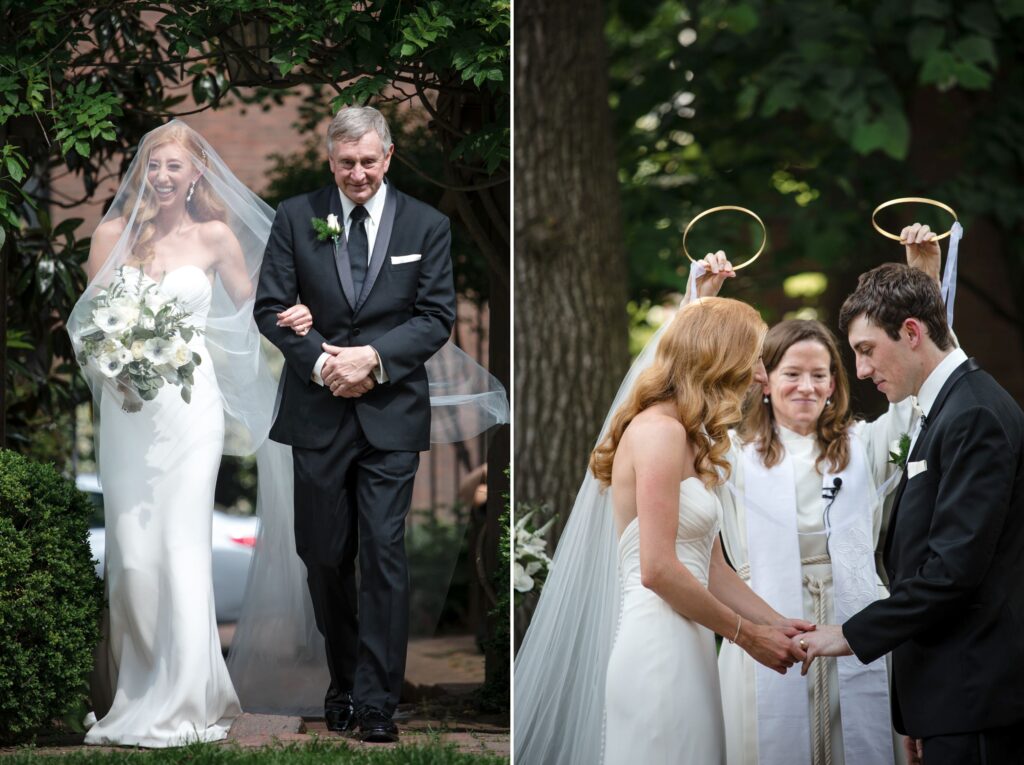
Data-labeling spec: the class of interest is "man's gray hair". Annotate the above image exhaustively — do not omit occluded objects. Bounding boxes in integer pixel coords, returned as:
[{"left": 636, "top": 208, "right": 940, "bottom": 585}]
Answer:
[{"left": 326, "top": 106, "right": 393, "bottom": 154}]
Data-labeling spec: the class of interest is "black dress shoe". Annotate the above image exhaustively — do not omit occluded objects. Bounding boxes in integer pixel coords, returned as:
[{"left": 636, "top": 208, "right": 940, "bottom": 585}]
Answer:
[
  {"left": 357, "top": 707, "right": 399, "bottom": 743},
  {"left": 324, "top": 694, "right": 355, "bottom": 732}
]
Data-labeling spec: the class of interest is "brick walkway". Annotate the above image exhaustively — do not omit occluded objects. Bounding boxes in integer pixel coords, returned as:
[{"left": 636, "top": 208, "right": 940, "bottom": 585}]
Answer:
[{"left": 1, "top": 635, "right": 509, "bottom": 759}]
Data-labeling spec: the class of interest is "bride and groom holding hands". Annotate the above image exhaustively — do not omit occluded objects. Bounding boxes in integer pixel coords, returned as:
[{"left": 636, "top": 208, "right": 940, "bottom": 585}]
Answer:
[
  {"left": 516, "top": 227, "right": 1024, "bottom": 764},
  {"left": 70, "top": 106, "right": 480, "bottom": 746}
]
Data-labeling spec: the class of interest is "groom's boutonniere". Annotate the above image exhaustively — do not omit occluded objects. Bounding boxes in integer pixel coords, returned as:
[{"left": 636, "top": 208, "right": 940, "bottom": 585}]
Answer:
[
  {"left": 311, "top": 214, "right": 341, "bottom": 244},
  {"left": 889, "top": 433, "right": 911, "bottom": 469}
]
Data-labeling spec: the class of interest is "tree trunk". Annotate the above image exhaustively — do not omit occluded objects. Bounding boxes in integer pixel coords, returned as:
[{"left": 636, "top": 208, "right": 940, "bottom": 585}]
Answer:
[{"left": 514, "top": 0, "right": 629, "bottom": 521}]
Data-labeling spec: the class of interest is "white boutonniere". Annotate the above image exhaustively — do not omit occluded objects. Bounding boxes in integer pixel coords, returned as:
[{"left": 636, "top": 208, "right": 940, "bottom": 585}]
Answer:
[
  {"left": 311, "top": 214, "right": 341, "bottom": 243},
  {"left": 888, "top": 433, "right": 911, "bottom": 469}
]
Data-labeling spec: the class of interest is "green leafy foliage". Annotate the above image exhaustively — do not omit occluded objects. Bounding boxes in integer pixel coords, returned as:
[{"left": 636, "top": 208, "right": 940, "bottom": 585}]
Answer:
[
  {"left": 0, "top": 449, "right": 103, "bottom": 744},
  {"left": 606, "top": 0, "right": 1024, "bottom": 341},
  {"left": 1, "top": 0, "right": 508, "bottom": 461}
]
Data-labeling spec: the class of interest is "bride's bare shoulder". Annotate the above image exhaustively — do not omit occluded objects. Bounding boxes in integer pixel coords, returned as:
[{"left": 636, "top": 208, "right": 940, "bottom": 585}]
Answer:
[
  {"left": 197, "top": 218, "right": 237, "bottom": 246},
  {"left": 87, "top": 217, "right": 128, "bottom": 274},
  {"left": 623, "top": 409, "right": 691, "bottom": 461},
  {"left": 92, "top": 216, "right": 127, "bottom": 244}
]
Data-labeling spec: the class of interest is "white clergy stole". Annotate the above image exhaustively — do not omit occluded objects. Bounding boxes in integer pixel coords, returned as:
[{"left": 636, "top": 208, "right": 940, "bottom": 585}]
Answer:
[{"left": 742, "top": 435, "right": 893, "bottom": 765}]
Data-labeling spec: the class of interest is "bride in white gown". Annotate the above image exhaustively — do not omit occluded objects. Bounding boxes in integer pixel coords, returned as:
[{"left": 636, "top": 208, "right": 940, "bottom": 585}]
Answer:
[
  {"left": 69, "top": 121, "right": 279, "bottom": 746},
  {"left": 69, "top": 120, "right": 510, "bottom": 744},
  {"left": 514, "top": 263, "right": 813, "bottom": 765}
]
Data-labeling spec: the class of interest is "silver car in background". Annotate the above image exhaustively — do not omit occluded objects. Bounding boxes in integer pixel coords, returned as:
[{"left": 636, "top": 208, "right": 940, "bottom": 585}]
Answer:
[{"left": 77, "top": 474, "right": 259, "bottom": 623}]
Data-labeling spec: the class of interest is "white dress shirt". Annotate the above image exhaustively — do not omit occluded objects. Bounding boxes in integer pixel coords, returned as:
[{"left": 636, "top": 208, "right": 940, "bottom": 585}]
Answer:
[
  {"left": 906, "top": 346, "right": 968, "bottom": 458},
  {"left": 311, "top": 184, "right": 388, "bottom": 387},
  {"left": 916, "top": 347, "right": 969, "bottom": 418},
  {"left": 338, "top": 183, "right": 387, "bottom": 262}
]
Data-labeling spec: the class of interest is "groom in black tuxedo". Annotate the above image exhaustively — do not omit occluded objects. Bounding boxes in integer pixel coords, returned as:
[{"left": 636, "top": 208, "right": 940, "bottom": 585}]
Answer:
[
  {"left": 796, "top": 256, "right": 1024, "bottom": 764},
  {"left": 254, "top": 106, "right": 455, "bottom": 741}
]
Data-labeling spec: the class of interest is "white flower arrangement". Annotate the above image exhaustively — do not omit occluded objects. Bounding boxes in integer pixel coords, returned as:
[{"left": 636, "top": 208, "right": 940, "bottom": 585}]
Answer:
[
  {"left": 513, "top": 507, "right": 556, "bottom": 595},
  {"left": 312, "top": 214, "right": 342, "bottom": 243},
  {"left": 74, "top": 266, "right": 203, "bottom": 411},
  {"left": 888, "top": 432, "right": 911, "bottom": 469}
]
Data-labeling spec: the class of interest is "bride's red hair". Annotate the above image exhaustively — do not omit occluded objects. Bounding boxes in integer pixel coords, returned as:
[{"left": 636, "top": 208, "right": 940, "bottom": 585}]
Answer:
[{"left": 590, "top": 297, "right": 766, "bottom": 489}]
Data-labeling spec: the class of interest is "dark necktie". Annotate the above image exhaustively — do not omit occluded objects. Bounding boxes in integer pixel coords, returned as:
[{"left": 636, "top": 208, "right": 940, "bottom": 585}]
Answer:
[{"left": 348, "top": 205, "right": 369, "bottom": 298}]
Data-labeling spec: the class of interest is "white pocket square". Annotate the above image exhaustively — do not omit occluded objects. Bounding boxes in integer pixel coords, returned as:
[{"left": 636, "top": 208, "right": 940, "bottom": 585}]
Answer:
[
  {"left": 908, "top": 460, "right": 928, "bottom": 478},
  {"left": 391, "top": 253, "right": 422, "bottom": 265}
]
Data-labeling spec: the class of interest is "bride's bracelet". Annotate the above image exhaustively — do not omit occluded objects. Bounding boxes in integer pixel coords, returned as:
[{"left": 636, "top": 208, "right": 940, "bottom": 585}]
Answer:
[{"left": 728, "top": 614, "right": 742, "bottom": 644}]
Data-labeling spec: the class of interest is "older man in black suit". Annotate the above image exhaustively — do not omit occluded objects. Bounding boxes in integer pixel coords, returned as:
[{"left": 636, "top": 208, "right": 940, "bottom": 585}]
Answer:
[
  {"left": 795, "top": 233, "right": 1024, "bottom": 764},
  {"left": 254, "top": 106, "right": 455, "bottom": 742}
]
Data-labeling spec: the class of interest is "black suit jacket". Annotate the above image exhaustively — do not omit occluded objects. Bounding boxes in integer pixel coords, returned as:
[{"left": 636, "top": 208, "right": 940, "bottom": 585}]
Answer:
[
  {"left": 843, "top": 359, "right": 1024, "bottom": 737},
  {"left": 253, "top": 183, "right": 456, "bottom": 451}
]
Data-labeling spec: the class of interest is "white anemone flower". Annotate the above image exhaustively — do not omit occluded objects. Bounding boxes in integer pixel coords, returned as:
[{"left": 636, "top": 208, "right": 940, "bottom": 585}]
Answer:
[
  {"left": 92, "top": 306, "right": 132, "bottom": 336},
  {"left": 142, "top": 337, "right": 174, "bottom": 365},
  {"left": 96, "top": 348, "right": 130, "bottom": 378}
]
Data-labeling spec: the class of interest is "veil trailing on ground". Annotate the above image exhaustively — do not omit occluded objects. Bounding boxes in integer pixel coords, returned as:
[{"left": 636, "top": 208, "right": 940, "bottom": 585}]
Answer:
[
  {"left": 67, "top": 119, "right": 508, "bottom": 716},
  {"left": 513, "top": 295, "right": 690, "bottom": 764}
]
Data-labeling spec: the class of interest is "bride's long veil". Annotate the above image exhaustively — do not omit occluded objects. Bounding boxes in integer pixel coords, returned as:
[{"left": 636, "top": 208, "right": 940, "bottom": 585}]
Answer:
[
  {"left": 67, "top": 119, "right": 509, "bottom": 716},
  {"left": 513, "top": 309, "right": 680, "bottom": 765}
]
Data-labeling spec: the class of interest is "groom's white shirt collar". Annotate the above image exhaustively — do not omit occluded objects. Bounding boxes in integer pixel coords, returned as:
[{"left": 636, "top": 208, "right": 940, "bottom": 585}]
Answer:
[{"left": 916, "top": 346, "right": 968, "bottom": 417}]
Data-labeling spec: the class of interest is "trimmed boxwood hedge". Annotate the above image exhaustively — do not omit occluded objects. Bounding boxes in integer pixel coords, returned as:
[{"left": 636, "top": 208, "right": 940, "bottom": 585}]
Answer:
[{"left": 0, "top": 449, "right": 103, "bottom": 743}]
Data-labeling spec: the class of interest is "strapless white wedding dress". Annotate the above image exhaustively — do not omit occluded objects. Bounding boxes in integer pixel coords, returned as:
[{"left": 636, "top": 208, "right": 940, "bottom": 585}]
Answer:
[
  {"left": 604, "top": 477, "right": 726, "bottom": 764},
  {"left": 87, "top": 265, "right": 241, "bottom": 747}
]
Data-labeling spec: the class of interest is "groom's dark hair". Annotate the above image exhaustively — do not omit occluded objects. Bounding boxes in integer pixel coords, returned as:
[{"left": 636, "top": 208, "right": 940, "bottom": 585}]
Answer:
[{"left": 839, "top": 263, "right": 953, "bottom": 350}]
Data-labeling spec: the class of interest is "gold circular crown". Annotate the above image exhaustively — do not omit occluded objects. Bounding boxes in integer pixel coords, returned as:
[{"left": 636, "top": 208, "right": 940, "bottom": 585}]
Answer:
[
  {"left": 871, "top": 197, "right": 958, "bottom": 242},
  {"left": 682, "top": 205, "right": 766, "bottom": 270}
]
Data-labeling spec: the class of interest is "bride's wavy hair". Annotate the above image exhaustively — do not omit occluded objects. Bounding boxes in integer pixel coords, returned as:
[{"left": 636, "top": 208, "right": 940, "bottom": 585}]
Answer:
[
  {"left": 121, "top": 122, "right": 226, "bottom": 264},
  {"left": 590, "top": 297, "right": 767, "bottom": 489},
  {"left": 738, "top": 319, "right": 853, "bottom": 473}
]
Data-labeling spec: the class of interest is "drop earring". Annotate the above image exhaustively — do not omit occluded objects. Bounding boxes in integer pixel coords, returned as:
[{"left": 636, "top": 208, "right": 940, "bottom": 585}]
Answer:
[
  {"left": 186, "top": 180, "right": 197, "bottom": 204},
  {"left": 762, "top": 394, "right": 769, "bottom": 404}
]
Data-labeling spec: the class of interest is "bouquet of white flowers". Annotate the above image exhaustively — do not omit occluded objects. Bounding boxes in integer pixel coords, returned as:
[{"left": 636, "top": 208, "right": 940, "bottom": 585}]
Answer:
[{"left": 74, "top": 267, "right": 203, "bottom": 412}]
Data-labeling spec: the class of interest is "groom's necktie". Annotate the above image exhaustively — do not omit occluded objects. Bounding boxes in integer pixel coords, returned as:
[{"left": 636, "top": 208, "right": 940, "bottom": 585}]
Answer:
[{"left": 348, "top": 205, "right": 369, "bottom": 298}]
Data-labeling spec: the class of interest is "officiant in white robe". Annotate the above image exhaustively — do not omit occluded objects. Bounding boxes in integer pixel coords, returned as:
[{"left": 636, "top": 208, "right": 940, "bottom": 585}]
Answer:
[{"left": 716, "top": 385, "right": 912, "bottom": 765}]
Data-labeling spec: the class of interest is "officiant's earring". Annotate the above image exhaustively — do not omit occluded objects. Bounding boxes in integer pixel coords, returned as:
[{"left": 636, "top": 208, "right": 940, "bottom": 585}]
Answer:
[
  {"left": 186, "top": 180, "right": 197, "bottom": 205},
  {"left": 762, "top": 394, "right": 770, "bottom": 404},
  {"left": 825, "top": 397, "right": 832, "bottom": 406}
]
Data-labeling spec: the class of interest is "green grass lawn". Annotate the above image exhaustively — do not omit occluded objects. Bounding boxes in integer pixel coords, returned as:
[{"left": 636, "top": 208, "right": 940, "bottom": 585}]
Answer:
[{"left": 1, "top": 739, "right": 507, "bottom": 764}]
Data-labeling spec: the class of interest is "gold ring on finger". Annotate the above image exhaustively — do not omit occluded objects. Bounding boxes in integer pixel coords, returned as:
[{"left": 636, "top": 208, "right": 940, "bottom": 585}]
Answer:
[
  {"left": 682, "top": 205, "right": 766, "bottom": 271},
  {"left": 871, "top": 197, "right": 958, "bottom": 242},
  {"left": 799, "top": 639, "right": 808, "bottom": 650}
]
